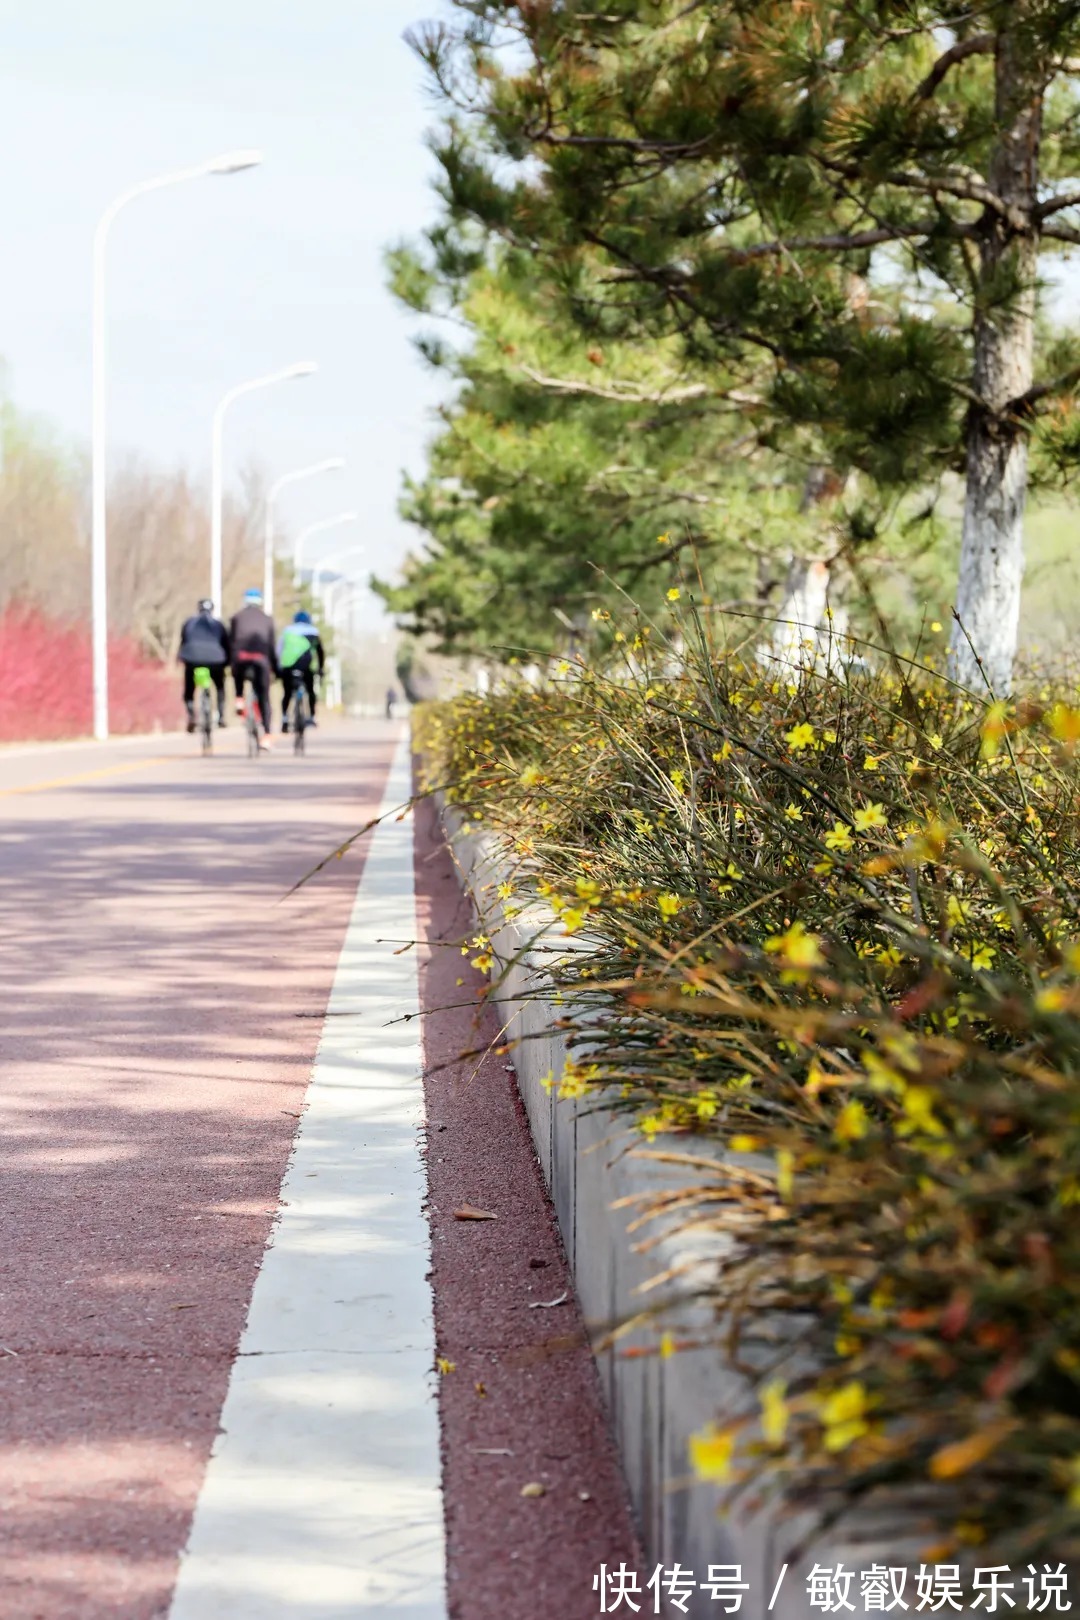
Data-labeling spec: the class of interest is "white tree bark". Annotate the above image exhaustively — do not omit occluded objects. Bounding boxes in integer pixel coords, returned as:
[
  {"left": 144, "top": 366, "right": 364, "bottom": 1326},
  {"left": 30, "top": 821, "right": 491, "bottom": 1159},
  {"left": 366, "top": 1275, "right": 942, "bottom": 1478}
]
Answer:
[
  {"left": 769, "top": 555, "right": 848, "bottom": 674},
  {"left": 953, "top": 401, "right": 1031, "bottom": 694},
  {"left": 950, "top": 19, "right": 1041, "bottom": 695}
]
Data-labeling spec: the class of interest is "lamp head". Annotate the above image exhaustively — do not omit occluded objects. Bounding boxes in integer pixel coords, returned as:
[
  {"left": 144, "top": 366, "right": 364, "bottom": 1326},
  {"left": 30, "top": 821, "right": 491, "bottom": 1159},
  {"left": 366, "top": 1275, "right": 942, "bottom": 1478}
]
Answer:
[
  {"left": 206, "top": 149, "right": 264, "bottom": 175},
  {"left": 284, "top": 361, "right": 318, "bottom": 380}
]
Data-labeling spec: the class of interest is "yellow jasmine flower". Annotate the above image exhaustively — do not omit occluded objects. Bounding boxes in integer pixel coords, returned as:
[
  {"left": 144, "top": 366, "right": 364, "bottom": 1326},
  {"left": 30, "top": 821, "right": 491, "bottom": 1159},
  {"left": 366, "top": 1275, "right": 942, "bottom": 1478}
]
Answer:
[
  {"left": 764, "top": 921, "right": 825, "bottom": 971},
  {"left": 853, "top": 803, "right": 887, "bottom": 833},
  {"left": 689, "top": 1425, "right": 737, "bottom": 1482},
  {"left": 834, "top": 1099, "right": 869, "bottom": 1142},
  {"left": 821, "top": 1382, "right": 869, "bottom": 1452},
  {"left": 761, "top": 1380, "right": 789, "bottom": 1445},
  {"left": 825, "top": 822, "right": 854, "bottom": 852}
]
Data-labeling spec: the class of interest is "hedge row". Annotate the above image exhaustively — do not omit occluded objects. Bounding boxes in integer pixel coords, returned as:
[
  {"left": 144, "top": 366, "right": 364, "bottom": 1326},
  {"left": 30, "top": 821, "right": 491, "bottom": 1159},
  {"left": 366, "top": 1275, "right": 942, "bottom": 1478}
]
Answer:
[
  {"left": 421, "top": 608, "right": 1080, "bottom": 1564},
  {"left": 0, "top": 606, "right": 176, "bottom": 742}
]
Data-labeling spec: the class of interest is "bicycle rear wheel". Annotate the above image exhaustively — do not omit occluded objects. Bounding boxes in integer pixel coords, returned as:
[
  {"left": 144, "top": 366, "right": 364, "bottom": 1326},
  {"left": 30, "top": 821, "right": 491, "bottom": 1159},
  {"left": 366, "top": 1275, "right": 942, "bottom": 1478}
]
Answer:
[
  {"left": 292, "top": 688, "right": 308, "bottom": 754},
  {"left": 199, "top": 687, "right": 213, "bottom": 754}
]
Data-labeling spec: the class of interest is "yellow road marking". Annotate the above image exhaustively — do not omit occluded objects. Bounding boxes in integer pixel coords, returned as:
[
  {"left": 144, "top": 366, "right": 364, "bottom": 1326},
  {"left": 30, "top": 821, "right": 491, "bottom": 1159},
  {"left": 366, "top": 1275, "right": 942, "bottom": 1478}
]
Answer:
[{"left": 0, "top": 755, "right": 173, "bottom": 798}]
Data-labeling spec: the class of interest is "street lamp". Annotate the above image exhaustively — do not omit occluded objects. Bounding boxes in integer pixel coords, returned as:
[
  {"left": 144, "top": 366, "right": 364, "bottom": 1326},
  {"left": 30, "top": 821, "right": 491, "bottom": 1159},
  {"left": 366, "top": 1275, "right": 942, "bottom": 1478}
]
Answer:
[
  {"left": 91, "top": 148, "right": 262, "bottom": 741},
  {"left": 292, "top": 512, "right": 359, "bottom": 584},
  {"left": 263, "top": 457, "right": 345, "bottom": 614},
  {"left": 312, "top": 545, "right": 366, "bottom": 603},
  {"left": 322, "top": 576, "right": 362, "bottom": 713},
  {"left": 210, "top": 361, "right": 318, "bottom": 614}
]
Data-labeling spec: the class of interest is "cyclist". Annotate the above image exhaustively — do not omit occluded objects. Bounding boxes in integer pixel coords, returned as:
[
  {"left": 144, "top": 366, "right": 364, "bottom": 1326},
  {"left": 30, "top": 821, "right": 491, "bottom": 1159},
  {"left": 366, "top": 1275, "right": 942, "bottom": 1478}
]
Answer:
[
  {"left": 177, "top": 599, "right": 230, "bottom": 731},
  {"left": 278, "top": 609, "right": 325, "bottom": 732},
  {"left": 229, "top": 587, "right": 279, "bottom": 748}
]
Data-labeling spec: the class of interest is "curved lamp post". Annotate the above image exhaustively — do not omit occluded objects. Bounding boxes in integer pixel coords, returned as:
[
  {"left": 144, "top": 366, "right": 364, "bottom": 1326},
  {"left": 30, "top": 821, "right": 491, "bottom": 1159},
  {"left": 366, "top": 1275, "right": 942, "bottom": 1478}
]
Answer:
[
  {"left": 263, "top": 457, "right": 345, "bottom": 614},
  {"left": 210, "top": 361, "right": 317, "bottom": 614},
  {"left": 323, "top": 576, "right": 362, "bottom": 712},
  {"left": 312, "top": 545, "right": 366, "bottom": 605},
  {"left": 91, "top": 148, "right": 262, "bottom": 741},
  {"left": 292, "top": 512, "right": 358, "bottom": 585}
]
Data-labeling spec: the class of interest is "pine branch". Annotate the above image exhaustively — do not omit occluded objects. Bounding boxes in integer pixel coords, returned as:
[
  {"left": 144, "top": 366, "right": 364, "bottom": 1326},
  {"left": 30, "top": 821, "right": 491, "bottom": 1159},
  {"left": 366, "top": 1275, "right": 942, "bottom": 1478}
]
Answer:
[
  {"left": 913, "top": 33, "right": 994, "bottom": 100},
  {"left": 820, "top": 157, "right": 1015, "bottom": 222},
  {"left": 1036, "top": 188, "right": 1080, "bottom": 220},
  {"left": 1007, "top": 365, "right": 1080, "bottom": 417},
  {"left": 518, "top": 364, "right": 713, "bottom": 403},
  {"left": 723, "top": 219, "right": 974, "bottom": 262},
  {"left": 535, "top": 130, "right": 713, "bottom": 157}
]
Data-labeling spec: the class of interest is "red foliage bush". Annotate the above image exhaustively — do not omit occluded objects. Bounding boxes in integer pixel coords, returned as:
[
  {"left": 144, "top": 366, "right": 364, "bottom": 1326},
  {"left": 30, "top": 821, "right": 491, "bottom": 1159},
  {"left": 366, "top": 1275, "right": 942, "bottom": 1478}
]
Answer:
[{"left": 0, "top": 605, "right": 178, "bottom": 743}]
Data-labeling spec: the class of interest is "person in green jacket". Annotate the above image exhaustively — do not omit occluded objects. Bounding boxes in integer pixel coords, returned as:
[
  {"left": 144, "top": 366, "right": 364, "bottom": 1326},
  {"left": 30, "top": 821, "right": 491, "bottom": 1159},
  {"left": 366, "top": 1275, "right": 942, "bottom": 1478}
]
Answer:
[{"left": 278, "top": 610, "right": 326, "bottom": 731}]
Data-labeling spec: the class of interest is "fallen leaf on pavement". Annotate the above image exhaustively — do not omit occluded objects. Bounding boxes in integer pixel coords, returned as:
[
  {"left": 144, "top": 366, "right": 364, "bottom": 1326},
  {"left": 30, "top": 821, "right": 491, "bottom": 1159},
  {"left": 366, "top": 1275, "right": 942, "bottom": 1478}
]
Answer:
[
  {"left": 520, "top": 1482, "right": 546, "bottom": 1498},
  {"left": 453, "top": 1205, "right": 498, "bottom": 1221}
]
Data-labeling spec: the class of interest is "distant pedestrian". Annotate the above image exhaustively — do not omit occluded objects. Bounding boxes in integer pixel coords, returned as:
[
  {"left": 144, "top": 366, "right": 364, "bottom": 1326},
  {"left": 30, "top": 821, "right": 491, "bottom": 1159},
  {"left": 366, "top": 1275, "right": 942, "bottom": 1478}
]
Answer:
[{"left": 385, "top": 686, "right": 398, "bottom": 720}]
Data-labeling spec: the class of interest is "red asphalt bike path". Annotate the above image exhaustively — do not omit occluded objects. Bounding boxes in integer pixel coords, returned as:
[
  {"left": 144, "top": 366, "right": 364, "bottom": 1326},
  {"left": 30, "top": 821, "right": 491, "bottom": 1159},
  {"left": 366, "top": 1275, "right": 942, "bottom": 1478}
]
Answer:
[
  {"left": 0, "top": 721, "right": 400, "bottom": 1619},
  {"left": 0, "top": 720, "right": 639, "bottom": 1619}
]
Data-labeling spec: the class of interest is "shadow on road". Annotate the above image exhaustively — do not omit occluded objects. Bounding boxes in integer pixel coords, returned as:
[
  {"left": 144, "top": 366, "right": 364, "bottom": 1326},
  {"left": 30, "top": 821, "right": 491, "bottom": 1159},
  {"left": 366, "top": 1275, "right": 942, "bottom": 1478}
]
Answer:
[{"left": 0, "top": 723, "right": 401, "bottom": 1620}]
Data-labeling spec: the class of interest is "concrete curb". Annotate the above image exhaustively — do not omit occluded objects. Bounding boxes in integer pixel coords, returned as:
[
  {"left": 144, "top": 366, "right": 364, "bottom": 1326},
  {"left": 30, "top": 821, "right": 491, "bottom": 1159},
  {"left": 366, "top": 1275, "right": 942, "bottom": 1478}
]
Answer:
[{"left": 438, "top": 802, "right": 919, "bottom": 1620}]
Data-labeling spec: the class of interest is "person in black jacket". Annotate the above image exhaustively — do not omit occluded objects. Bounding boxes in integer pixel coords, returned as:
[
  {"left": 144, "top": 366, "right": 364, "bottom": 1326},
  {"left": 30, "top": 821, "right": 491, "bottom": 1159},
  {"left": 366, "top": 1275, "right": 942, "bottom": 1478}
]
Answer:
[
  {"left": 278, "top": 610, "right": 326, "bottom": 731},
  {"left": 229, "top": 588, "right": 279, "bottom": 744},
  {"left": 177, "top": 600, "right": 231, "bottom": 731}
]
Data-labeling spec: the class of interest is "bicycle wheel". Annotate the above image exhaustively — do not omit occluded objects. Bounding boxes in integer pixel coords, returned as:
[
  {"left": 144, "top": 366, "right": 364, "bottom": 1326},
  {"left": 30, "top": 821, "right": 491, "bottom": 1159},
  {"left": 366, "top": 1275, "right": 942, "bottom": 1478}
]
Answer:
[
  {"left": 293, "top": 687, "right": 308, "bottom": 755},
  {"left": 199, "top": 688, "right": 213, "bottom": 755},
  {"left": 246, "top": 696, "right": 260, "bottom": 758}
]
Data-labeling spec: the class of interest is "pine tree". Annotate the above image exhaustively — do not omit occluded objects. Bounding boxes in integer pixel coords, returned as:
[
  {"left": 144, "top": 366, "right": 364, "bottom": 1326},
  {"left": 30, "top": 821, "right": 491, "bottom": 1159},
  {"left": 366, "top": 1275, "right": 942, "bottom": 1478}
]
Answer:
[
  {"left": 379, "top": 240, "right": 881, "bottom": 655},
  {"left": 410, "top": 1, "right": 1080, "bottom": 691}
]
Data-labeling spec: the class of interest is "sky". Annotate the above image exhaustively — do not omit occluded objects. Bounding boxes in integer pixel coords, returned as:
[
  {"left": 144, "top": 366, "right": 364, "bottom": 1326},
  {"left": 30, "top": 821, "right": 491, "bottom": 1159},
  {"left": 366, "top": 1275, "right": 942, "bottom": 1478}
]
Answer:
[{"left": 0, "top": 0, "right": 453, "bottom": 631}]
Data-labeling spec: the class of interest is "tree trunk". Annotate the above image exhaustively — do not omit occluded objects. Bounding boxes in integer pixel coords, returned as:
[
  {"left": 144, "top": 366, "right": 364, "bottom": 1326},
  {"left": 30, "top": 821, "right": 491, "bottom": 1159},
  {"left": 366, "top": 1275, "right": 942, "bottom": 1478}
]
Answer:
[
  {"left": 768, "top": 465, "right": 849, "bottom": 672},
  {"left": 950, "top": 20, "right": 1042, "bottom": 695},
  {"left": 770, "top": 554, "right": 848, "bottom": 673}
]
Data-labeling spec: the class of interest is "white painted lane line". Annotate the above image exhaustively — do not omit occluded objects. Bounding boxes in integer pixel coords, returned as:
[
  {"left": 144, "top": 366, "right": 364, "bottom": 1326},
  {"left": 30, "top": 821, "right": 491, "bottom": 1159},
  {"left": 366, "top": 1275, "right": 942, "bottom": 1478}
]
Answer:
[{"left": 170, "top": 734, "right": 445, "bottom": 1620}]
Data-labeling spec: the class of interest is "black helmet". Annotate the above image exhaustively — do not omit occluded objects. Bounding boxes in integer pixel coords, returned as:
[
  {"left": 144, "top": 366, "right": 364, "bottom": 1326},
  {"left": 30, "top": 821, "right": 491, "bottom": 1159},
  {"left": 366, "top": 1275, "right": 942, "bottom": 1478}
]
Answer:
[{"left": 198, "top": 598, "right": 214, "bottom": 613}]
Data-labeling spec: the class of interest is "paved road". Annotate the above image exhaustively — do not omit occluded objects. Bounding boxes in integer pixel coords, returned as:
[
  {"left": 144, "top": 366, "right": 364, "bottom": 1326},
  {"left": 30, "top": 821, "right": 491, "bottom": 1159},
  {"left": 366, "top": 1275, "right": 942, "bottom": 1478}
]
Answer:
[
  {"left": 0, "top": 718, "right": 641, "bottom": 1620},
  {"left": 0, "top": 721, "right": 403, "bottom": 1619}
]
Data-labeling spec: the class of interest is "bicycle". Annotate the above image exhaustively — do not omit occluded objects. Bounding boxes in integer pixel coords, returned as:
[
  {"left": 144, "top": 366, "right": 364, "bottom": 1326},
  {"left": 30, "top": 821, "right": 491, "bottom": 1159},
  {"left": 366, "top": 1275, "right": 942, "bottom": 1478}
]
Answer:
[
  {"left": 235, "top": 665, "right": 266, "bottom": 758},
  {"left": 287, "top": 674, "right": 311, "bottom": 755},
  {"left": 192, "top": 666, "right": 214, "bottom": 756}
]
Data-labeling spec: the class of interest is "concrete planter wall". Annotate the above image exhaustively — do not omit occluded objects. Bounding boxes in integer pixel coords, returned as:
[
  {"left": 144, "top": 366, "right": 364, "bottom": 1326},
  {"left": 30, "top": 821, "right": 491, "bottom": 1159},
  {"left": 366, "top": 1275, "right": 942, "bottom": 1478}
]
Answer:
[{"left": 442, "top": 802, "right": 911, "bottom": 1620}]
